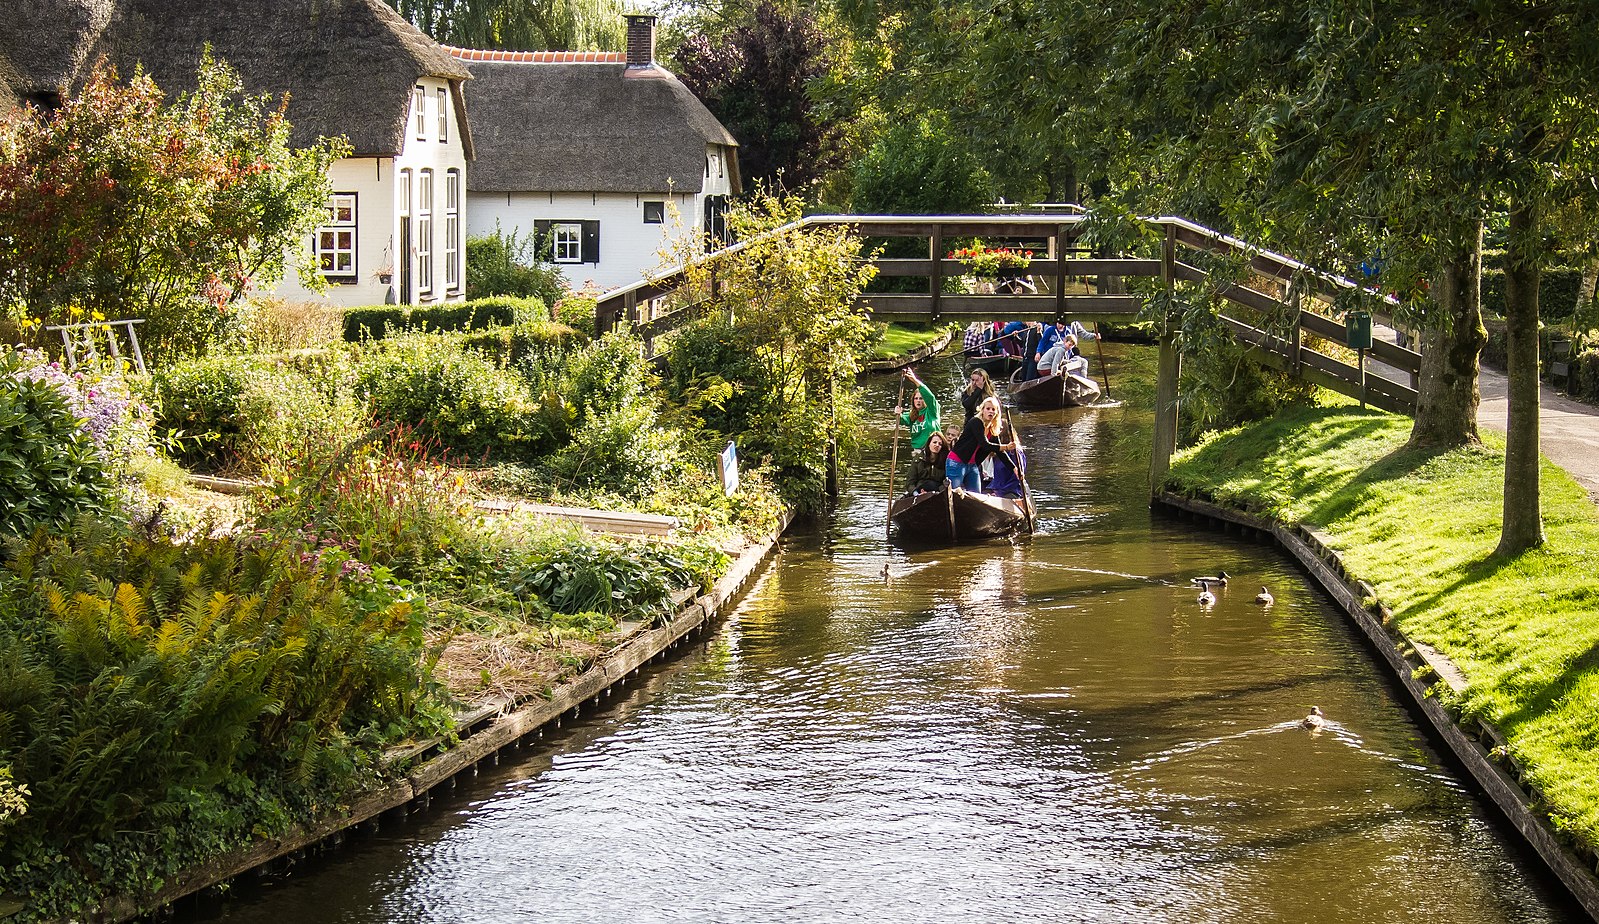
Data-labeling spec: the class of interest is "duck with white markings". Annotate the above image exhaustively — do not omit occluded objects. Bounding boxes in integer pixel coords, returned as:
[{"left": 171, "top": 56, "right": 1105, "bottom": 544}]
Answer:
[
  {"left": 1190, "top": 571, "right": 1230, "bottom": 587},
  {"left": 1300, "top": 706, "right": 1326, "bottom": 731},
  {"left": 1255, "top": 586, "right": 1274, "bottom": 606},
  {"left": 1196, "top": 580, "right": 1216, "bottom": 606}
]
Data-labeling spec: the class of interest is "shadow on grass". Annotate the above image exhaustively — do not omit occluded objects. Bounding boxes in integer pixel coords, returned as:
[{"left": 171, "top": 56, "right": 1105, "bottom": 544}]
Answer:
[
  {"left": 1302, "top": 439, "right": 1454, "bottom": 527},
  {"left": 1492, "top": 636, "right": 1599, "bottom": 737}
]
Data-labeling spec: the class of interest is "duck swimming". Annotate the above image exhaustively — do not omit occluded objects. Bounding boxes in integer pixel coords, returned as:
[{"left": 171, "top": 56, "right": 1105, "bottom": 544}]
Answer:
[
  {"left": 1196, "top": 580, "right": 1216, "bottom": 606},
  {"left": 1300, "top": 706, "right": 1326, "bottom": 731},
  {"left": 1255, "top": 586, "right": 1274, "bottom": 606},
  {"left": 1190, "top": 571, "right": 1230, "bottom": 587}
]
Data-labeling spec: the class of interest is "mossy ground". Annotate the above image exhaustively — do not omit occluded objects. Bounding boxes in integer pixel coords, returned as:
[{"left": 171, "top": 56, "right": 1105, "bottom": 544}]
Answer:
[{"left": 1163, "top": 403, "right": 1599, "bottom": 850}]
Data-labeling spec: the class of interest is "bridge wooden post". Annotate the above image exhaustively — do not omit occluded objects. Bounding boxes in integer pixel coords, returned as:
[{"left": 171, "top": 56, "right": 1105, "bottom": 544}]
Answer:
[
  {"left": 1054, "top": 224, "right": 1067, "bottom": 319},
  {"left": 929, "top": 224, "right": 943, "bottom": 323},
  {"left": 1150, "top": 223, "right": 1181, "bottom": 495}
]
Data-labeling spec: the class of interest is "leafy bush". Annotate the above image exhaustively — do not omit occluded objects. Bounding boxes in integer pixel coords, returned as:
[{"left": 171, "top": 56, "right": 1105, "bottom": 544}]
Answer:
[
  {"left": 0, "top": 352, "right": 113, "bottom": 538},
  {"left": 217, "top": 297, "right": 343, "bottom": 353},
  {"left": 354, "top": 336, "right": 540, "bottom": 460},
  {"left": 459, "top": 320, "right": 583, "bottom": 367},
  {"left": 465, "top": 229, "right": 568, "bottom": 306},
  {"left": 1481, "top": 263, "right": 1585, "bottom": 323},
  {"left": 544, "top": 402, "right": 678, "bottom": 496},
  {"left": 0, "top": 517, "right": 445, "bottom": 914},
  {"left": 342, "top": 296, "right": 546, "bottom": 342},
  {"left": 501, "top": 533, "right": 714, "bottom": 623},
  {"left": 552, "top": 292, "right": 598, "bottom": 337}
]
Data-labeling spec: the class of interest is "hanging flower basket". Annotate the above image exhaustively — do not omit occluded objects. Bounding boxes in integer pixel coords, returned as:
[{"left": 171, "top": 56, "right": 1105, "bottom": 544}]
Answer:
[{"left": 948, "top": 245, "right": 1033, "bottom": 277}]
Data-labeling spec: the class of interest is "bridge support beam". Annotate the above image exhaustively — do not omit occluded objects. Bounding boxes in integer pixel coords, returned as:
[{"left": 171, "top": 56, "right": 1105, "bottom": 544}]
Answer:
[{"left": 1149, "top": 332, "right": 1181, "bottom": 495}]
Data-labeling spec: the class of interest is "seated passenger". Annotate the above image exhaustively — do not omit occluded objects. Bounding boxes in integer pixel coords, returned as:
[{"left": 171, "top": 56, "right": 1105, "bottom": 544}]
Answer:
[
  {"left": 1038, "top": 333, "right": 1088, "bottom": 378},
  {"left": 907, "top": 431, "right": 951, "bottom": 495},
  {"left": 988, "top": 445, "right": 1028, "bottom": 500}
]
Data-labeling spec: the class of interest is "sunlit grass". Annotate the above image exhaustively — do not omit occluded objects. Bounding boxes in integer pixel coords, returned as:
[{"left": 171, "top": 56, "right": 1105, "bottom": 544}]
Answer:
[
  {"left": 871, "top": 323, "right": 951, "bottom": 359},
  {"left": 1164, "top": 405, "right": 1599, "bottom": 850}
]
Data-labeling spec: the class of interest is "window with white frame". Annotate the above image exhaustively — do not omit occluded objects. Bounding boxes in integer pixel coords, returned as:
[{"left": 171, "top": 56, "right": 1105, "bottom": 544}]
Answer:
[
  {"left": 444, "top": 170, "right": 460, "bottom": 290},
  {"left": 414, "top": 85, "right": 427, "bottom": 139},
  {"left": 417, "top": 169, "right": 434, "bottom": 294},
  {"left": 316, "top": 193, "right": 357, "bottom": 280},
  {"left": 552, "top": 222, "right": 582, "bottom": 263},
  {"left": 437, "top": 88, "right": 448, "bottom": 142}
]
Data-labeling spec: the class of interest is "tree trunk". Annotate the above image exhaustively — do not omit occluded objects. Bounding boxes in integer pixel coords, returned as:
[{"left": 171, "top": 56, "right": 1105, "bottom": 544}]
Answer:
[
  {"left": 1408, "top": 223, "right": 1485, "bottom": 449},
  {"left": 1577, "top": 251, "right": 1599, "bottom": 326},
  {"left": 1497, "top": 201, "right": 1545, "bottom": 555}
]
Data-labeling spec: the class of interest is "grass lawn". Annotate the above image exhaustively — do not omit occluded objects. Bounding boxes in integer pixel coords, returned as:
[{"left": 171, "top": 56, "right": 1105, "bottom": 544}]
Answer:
[
  {"left": 1163, "top": 403, "right": 1599, "bottom": 852},
  {"left": 871, "top": 323, "right": 952, "bottom": 360}
]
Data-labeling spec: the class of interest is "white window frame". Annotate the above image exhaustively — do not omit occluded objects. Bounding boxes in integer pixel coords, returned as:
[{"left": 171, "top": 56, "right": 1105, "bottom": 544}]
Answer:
[
  {"left": 315, "top": 193, "right": 358, "bottom": 280},
  {"left": 414, "top": 85, "right": 427, "bottom": 140},
  {"left": 444, "top": 170, "right": 460, "bottom": 291},
  {"left": 552, "top": 222, "right": 583, "bottom": 263},
  {"left": 417, "top": 169, "right": 434, "bottom": 294},
  {"left": 437, "top": 88, "right": 448, "bottom": 143}
]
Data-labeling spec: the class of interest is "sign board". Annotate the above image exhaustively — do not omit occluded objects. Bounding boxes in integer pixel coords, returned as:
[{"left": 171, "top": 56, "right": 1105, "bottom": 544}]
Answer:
[{"left": 718, "top": 441, "right": 739, "bottom": 496}]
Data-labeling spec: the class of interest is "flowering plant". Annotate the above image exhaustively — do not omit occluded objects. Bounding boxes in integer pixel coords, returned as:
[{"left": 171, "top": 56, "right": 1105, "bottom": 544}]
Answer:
[{"left": 947, "top": 245, "right": 1033, "bottom": 275}]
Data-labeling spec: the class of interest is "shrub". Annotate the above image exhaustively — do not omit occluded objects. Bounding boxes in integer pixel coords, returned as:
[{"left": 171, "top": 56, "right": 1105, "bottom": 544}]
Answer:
[
  {"left": 459, "top": 320, "right": 583, "bottom": 367},
  {"left": 552, "top": 292, "right": 598, "bottom": 337},
  {"left": 342, "top": 296, "right": 545, "bottom": 342},
  {"left": 216, "top": 297, "right": 343, "bottom": 353},
  {"left": 354, "top": 336, "right": 540, "bottom": 460},
  {"left": 465, "top": 229, "right": 568, "bottom": 306},
  {"left": 0, "top": 352, "right": 114, "bottom": 538},
  {"left": 1481, "top": 263, "right": 1585, "bottom": 323},
  {"left": 544, "top": 402, "right": 678, "bottom": 496}
]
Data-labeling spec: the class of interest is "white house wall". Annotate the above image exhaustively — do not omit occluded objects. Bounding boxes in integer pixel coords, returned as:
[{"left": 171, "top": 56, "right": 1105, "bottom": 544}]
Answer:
[
  {"left": 468, "top": 190, "right": 702, "bottom": 291},
  {"left": 273, "top": 77, "right": 469, "bottom": 307}
]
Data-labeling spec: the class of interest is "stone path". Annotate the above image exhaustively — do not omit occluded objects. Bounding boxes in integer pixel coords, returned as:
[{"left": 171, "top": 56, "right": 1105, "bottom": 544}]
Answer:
[{"left": 1477, "top": 366, "right": 1599, "bottom": 501}]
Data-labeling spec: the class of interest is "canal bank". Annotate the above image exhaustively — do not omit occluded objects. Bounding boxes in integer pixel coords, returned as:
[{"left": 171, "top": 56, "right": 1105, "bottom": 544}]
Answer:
[
  {"left": 75, "top": 513, "right": 793, "bottom": 924},
  {"left": 177, "top": 357, "right": 1578, "bottom": 924},
  {"left": 1159, "top": 403, "right": 1599, "bottom": 919}
]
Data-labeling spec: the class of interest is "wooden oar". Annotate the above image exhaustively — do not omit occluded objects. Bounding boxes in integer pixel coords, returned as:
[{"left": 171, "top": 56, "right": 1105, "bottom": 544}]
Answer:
[
  {"left": 1003, "top": 407, "right": 1036, "bottom": 534},
  {"left": 886, "top": 376, "right": 907, "bottom": 537},
  {"left": 1092, "top": 322, "right": 1112, "bottom": 398}
]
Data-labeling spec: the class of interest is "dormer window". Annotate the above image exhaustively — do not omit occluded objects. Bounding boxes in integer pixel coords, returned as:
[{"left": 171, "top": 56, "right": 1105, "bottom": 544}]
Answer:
[
  {"left": 414, "top": 85, "right": 427, "bottom": 140},
  {"left": 25, "top": 91, "right": 62, "bottom": 114}
]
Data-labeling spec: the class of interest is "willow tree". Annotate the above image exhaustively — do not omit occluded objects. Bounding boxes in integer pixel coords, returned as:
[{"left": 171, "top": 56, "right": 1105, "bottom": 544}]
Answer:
[{"left": 390, "top": 0, "right": 625, "bottom": 50}]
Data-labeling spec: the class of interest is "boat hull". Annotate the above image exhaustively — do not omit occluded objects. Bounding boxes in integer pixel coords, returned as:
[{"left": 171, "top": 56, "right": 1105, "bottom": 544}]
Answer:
[
  {"left": 1008, "top": 369, "right": 1101, "bottom": 408},
  {"left": 890, "top": 485, "right": 1028, "bottom": 545},
  {"left": 967, "top": 352, "right": 1020, "bottom": 376}
]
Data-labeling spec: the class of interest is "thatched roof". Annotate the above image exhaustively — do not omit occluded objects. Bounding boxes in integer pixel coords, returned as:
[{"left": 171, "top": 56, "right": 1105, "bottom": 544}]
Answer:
[
  {"left": 461, "top": 58, "right": 738, "bottom": 195},
  {"left": 0, "top": 0, "right": 472, "bottom": 158}
]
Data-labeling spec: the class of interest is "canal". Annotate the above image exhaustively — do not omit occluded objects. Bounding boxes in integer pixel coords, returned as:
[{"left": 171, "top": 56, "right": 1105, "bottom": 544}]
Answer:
[{"left": 192, "top": 353, "right": 1576, "bottom": 923}]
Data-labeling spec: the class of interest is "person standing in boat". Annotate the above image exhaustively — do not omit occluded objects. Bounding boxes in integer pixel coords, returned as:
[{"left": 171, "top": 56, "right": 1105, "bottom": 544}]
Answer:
[
  {"left": 1019, "top": 321, "right": 1045, "bottom": 380},
  {"left": 960, "top": 367, "right": 997, "bottom": 422},
  {"left": 895, "top": 368, "right": 941, "bottom": 452},
  {"left": 987, "top": 427, "right": 1027, "bottom": 500},
  {"left": 947, "top": 397, "right": 1012, "bottom": 491}
]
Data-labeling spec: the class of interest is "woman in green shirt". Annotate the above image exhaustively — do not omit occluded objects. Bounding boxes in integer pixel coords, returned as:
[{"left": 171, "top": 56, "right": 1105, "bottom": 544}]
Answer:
[{"left": 895, "top": 368, "right": 941, "bottom": 451}]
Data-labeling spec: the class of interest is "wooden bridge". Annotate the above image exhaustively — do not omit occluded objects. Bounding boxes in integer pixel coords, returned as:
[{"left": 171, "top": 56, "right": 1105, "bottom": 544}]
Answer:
[{"left": 595, "top": 213, "right": 1421, "bottom": 488}]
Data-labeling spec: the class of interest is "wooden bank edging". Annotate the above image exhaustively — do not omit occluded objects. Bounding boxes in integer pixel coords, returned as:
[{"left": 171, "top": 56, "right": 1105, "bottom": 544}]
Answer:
[
  {"left": 864, "top": 327, "right": 953, "bottom": 373},
  {"left": 84, "top": 512, "right": 793, "bottom": 924},
  {"left": 1153, "top": 492, "right": 1599, "bottom": 921}
]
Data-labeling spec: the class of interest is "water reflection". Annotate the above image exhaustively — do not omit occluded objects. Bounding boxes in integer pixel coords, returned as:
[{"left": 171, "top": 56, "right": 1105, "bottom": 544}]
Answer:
[{"left": 192, "top": 350, "right": 1575, "bottom": 924}]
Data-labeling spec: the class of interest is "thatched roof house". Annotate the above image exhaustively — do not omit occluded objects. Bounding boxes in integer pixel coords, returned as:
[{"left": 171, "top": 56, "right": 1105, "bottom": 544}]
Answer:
[
  {"left": 460, "top": 49, "right": 736, "bottom": 195},
  {"left": 0, "top": 0, "right": 472, "bottom": 158}
]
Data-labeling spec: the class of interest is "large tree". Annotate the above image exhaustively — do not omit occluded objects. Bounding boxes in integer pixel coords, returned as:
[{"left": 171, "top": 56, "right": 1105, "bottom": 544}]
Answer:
[{"left": 389, "top": 0, "right": 625, "bottom": 51}]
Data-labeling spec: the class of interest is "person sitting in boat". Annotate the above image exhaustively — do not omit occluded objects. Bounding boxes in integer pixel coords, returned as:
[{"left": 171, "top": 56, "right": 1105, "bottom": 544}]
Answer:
[
  {"left": 1019, "top": 321, "right": 1045, "bottom": 380},
  {"left": 987, "top": 429, "right": 1027, "bottom": 500},
  {"left": 894, "top": 368, "right": 941, "bottom": 452},
  {"left": 906, "top": 431, "right": 951, "bottom": 495},
  {"left": 998, "top": 320, "right": 1030, "bottom": 358},
  {"left": 960, "top": 367, "right": 997, "bottom": 422},
  {"left": 947, "top": 397, "right": 1010, "bottom": 492},
  {"left": 1038, "top": 333, "right": 1089, "bottom": 379}
]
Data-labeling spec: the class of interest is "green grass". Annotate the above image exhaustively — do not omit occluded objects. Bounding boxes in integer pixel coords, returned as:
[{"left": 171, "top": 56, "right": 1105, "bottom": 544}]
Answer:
[
  {"left": 870, "top": 323, "right": 952, "bottom": 359},
  {"left": 1164, "top": 405, "right": 1599, "bottom": 851}
]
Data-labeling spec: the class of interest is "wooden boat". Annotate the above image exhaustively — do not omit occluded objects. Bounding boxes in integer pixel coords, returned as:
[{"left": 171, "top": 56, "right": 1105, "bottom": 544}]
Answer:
[
  {"left": 1008, "top": 368, "right": 1101, "bottom": 408},
  {"left": 967, "top": 352, "right": 1021, "bottom": 376},
  {"left": 890, "top": 484, "right": 1029, "bottom": 544}
]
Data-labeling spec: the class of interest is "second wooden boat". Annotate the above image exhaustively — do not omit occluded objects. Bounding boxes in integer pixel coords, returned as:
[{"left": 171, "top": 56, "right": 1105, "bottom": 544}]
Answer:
[
  {"left": 1008, "top": 368, "right": 1101, "bottom": 409},
  {"left": 967, "top": 352, "right": 1021, "bottom": 376},
  {"left": 890, "top": 484, "right": 1028, "bottom": 545}
]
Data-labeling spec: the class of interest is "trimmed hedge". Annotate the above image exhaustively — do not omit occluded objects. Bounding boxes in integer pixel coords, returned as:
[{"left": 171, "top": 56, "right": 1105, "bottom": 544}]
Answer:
[
  {"left": 1481, "top": 264, "right": 1587, "bottom": 323},
  {"left": 343, "top": 296, "right": 547, "bottom": 342}
]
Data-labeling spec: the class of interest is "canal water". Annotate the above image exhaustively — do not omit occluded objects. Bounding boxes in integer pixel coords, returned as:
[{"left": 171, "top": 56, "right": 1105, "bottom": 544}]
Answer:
[{"left": 194, "top": 353, "right": 1576, "bottom": 923}]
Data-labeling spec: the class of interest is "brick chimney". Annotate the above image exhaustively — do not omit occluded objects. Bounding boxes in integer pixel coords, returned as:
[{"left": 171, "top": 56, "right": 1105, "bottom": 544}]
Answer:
[{"left": 625, "top": 14, "right": 657, "bottom": 69}]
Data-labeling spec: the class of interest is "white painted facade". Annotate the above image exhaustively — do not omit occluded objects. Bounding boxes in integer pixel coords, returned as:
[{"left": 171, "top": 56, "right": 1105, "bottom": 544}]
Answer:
[
  {"left": 275, "top": 77, "right": 469, "bottom": 307},
  {"left": 467, "top": 142, "right": 737, "bottom": 291}
]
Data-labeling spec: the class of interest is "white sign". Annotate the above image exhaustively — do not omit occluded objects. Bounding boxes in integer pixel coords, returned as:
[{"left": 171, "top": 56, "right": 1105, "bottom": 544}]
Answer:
[{"left": 718, "top": 441, "right": 739, "bottom": 496}]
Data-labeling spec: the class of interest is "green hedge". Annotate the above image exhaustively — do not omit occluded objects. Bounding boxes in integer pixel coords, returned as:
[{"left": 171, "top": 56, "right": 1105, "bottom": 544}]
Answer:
[
  {"left": 343, "top": 296, "right": 547, "bottom": 342},
  {"left": 1481, "top": 265, "right": 1587, "bottom": 323},
  {"left": 459, "top": 320, "right": 584, "bottom": 367}
]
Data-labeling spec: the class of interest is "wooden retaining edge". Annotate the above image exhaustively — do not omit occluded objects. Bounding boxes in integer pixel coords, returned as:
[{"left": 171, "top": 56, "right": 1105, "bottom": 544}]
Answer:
[
  {"left": 1154, "top": 492, "right": 1599, "bottom": 921},
  {"left": 77, "top": 510, "right": 793, "bottom": 924},
  {"left": 864, "top": 328, "right": 954, "bottom": 373}
]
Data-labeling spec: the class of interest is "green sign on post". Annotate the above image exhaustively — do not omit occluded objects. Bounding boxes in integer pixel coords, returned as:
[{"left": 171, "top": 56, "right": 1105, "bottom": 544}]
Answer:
[{"left": 1345, "top": 311, "right": 1374, "bottom": 350}]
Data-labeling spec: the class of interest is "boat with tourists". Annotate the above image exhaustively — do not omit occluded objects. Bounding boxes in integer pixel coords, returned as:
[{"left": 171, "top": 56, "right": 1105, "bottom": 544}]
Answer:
[
  {"left": 967, "top": 352, "right": 1021, "bottom": 376},
  {"left": 889, "top": 483, "right": 1030, "bottom": 544},
  {"left": 1008, "top": 368, "right": 1102, "bottom": 408}
]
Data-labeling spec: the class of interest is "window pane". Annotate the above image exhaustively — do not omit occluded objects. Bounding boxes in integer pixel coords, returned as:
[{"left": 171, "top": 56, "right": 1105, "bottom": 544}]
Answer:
[
  {"left": 336, "top": 203, "right": 353, "bottom": 223},
  {"left": 320, "top": 254, "right": 334, "bottom": 270},
  {"left": 337, "top": 254, "right": 352, "bottom": 272},
  {"left": 320, "top": 231, "right": 334, "bottom": 249}
]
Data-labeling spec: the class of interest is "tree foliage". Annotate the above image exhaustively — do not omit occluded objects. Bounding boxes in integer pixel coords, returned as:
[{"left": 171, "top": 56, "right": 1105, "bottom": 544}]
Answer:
[
  {"left": 390, "top": 0, "right": 625, "bottom": 50},
  {"left": 0, "top": 57, "right": 342, "bottom": 363},
  {"left": 849, "top": 114, "right": 992, "bottom": 215}
]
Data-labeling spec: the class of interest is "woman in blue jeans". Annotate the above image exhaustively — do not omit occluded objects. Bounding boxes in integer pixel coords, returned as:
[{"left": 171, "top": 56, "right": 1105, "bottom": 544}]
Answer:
[{"left": 946, "top": 396, "right": 1012, "bottom": 491}]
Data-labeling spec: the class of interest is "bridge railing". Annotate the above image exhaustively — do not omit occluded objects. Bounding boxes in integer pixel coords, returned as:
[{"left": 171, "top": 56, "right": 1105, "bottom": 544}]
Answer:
[{"left": 595, "top": 213, "right": 1421, "bottom": 413}]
